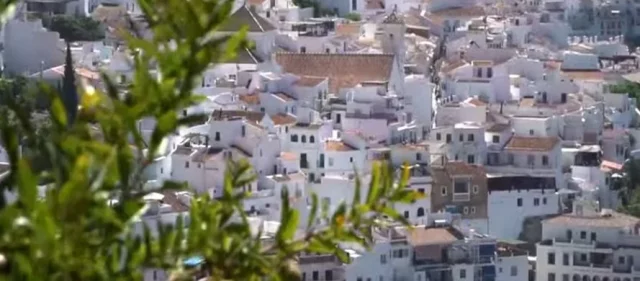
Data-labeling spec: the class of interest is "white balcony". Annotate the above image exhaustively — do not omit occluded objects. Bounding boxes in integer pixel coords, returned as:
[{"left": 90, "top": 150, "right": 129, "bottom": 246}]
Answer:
[{"left": 452, "top": 193, "right": 470, "bottom": 202}]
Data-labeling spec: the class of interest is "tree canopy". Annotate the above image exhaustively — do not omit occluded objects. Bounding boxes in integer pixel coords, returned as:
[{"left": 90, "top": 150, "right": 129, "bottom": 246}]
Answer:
[
  {"left": 45, "top": 15, "right": 105, "bottom": 42},
  {"left": 0, "top": 0, "right": 418, "bottom": 280}
]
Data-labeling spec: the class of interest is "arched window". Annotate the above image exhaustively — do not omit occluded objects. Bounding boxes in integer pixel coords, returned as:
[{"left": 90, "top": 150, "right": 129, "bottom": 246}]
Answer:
[
  {"left": 417, "top": 207, "right": 425, "bottom": 217},
  {"left": 301, "top": 135, "right": 307, "bottom": 143},
  {"left": 310, "top": 136, "right": 315, "bottom": 143}
]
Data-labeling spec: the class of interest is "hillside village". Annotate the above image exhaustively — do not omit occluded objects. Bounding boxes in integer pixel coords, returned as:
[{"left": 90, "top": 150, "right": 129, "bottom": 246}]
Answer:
[{"left": 6, "top": 0, "right": 640, "bottom": 280}]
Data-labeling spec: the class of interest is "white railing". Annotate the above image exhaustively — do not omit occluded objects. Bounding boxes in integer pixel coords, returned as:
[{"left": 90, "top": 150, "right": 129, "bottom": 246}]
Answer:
[{"left": 452, "top": 193, "right": 470, "bottom": 202}]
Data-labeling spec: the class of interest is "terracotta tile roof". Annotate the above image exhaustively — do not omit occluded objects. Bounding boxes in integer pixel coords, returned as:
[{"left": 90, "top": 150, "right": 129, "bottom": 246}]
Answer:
[
  {"left": 239, "top": 93, "right": 260, "bottom": 105},
  {"left": 325, "top": 140, "right": 357, "bottom": 151},
  {"left": 219, "top": 5, "right": 276, "bottom": 32},
  {"left": 280, "top": 152, "right": 298, "bottom": 161},
  {"left": 427, "top": 6, "right": 486, "bottom": 25},
  {"left": 440, "top": 60, "right": 468, "bottom": 74},
  {"left": 545, "top": 211, "right": 640, "bottom": 228},
  {"left": 442, "top": 161, "right": 485, "bottom": 176},
  {"left": 270, "top": 113, "right": 297, "bottom": 125},
  {"left": 601, "top": 160, "right": 623, "bottom": 172},
  {"left": 275, "top": 53, "right": 395, "bottom": 93},
  {"left": 407, "top": 227, "right": 463, "bottom": 246},
  {"left": 486, "top": 123, "right": 510, "bottom": 133},
  {"left": 211, "top": 110, "right": 264, "bottom": 123},
  {"left": 505, "top": 136, "right": 559, "bottom": 152},
  {"left": 560, "top": 70, "right": 604, "bottom": 81},
  {"left": 294, "top": 76, "right": 327, "bottom": 87},
  {"left": 273, "top": 92, "right": 295, "bottom": 102},
  {"left": 335, "top": 23, "right": 362, "bottom": 37},
  {"left": 466, "top": 98, "right": 486, "bottom": 106},
  {"left": 160, "top": 191, "right": 190, "bottom": 212}
]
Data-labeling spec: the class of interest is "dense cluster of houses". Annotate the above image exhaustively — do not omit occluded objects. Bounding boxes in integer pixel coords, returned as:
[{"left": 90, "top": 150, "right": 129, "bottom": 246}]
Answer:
[{"left": 7, "top": 0, "right": 640, "bottom": 280}]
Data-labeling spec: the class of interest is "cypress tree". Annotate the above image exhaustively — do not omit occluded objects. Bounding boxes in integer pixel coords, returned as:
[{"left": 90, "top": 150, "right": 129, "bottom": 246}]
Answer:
[{"left": 62, "top": 41, "right": 78, "bottom": 125}]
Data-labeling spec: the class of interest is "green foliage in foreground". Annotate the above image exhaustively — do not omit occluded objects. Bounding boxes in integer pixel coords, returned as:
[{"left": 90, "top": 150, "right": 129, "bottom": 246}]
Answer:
[{"left": 0, "top": 0, "right": 420, "bottom": 280}]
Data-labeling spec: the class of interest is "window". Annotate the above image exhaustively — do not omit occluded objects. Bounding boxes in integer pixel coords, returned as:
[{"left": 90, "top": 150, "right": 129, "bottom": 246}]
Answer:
[
  {"left": 436, "top": 133, "right": 441, "bottom": 141},
  {"left": 351, "top": 0, "right": 357, "bottom": 9},
  {"left": 548, "top": 273, "right": 556, "bottom": 281},
  {"left": 492, "top": 135, "right": 500, "bottom": 143},
  {"left": 534, "top": 198, "right": 540, "bottom": 206},
  {"left": 510, "top": 266, "right": 517, "bottom": 276},
  {"left": 357, "top": 278, "right": 362, "bottom": 281},
  {"left": 310, "top": 136, "right": 315, "bottom": 143},
  {"left": 619, "top": 256, "right": 625, "bottom": 264},
  {"left": 454, "top": 179, "right": 470, "bottom": 194},
  {"left": 380, "top": 254, "right": 387, "bottom": 264},
  {"left": 563, "top": 253, "right": 569, "bottom": 265},
  {"left": 548, "top": 252, "right": 555, "bottom": 265},
  {"left": 463, "top": 206, "right": 469, "bottom": 214},
  {"left": 467, "top": 155, "right": 475, "bottom": 164},
  {"left": 403, "top": 211, "right": 409, "bottom": 218},
  {"left": 517, "top": 198, "right": 523, "bottom": 207},
  {"left": 477, "top": 68, "right": 483, "bottom": 77},
  {"left": 446, "top": 134, "right": 452, "bottom": 143},
  {"left": 291, "top": 135, "right": 298, "bottom": 142},
  {"left": 215, "top": 132, "right": 221, "bottom": 141},
  {"left": 285, "top": 126, "right": 289, "bottom": 133},
  {"left": 580, "top": 231, "right": 586, "bottom": 239},
  {"left": 418, "top": 188, "right": 425, "bottom": 194},
  {"left": 185, "top": 161, "right": 190, "bottom": 168},
  {"left": 417, "top": 207, "right": 425, "bottom": 217},
  {"left": 591, "top": 232, "right": 596, "bottom": 241},
  {"left": 460, "top": 269, "right": 466, "bottom": 278},
  {"left": 312, "top": 270, "right": 319, "bottom": 281},
  {"left": 300, "top": 46, "right": 307, "bottom": 53},
  {"left": 529, "top": 129, "right": 534, "bottom": 136},
  {"left": 416, "top": 153, "right": 422, "bottom": 161},
  {"left": 527, "top": 155, "right": 535, "bottom": 166},
  {"left": 542, "top": 155, "right": 549, "bottom": 166},
  {"left": 459, "top": 134, "right": 464, "bottom": 142},
  {"left": 182, "top": 110, "right": 187, "bottom": 117},
  {"left": 543, "top": 197, "right": 547, "bottom": 205},
  {"left": 350, "top": 157, "right": 353, "bottom": 163},
  {"left": 441, "top": 186, "right": 447, "bottom": 196},
  {"left": 301, "top": 135, "right": 307, "bottom": 143},
  {"left": 473, "top": 185, "right": 479, "bottom": 194},
  {"left": 325, "top": 270, "right": 332, "bottom": 281},
  {"left": 471, "top": 206, "right": 476, "bottom": 214},
  {"left": 563, "top": 274, "right": 569, "bottom": 281},
  {"left": 153, "top": 270, "right": 157, "bottom": 281},
  {"left": 468, "top": 134, "right": 474, "bottom": 141},
  {"left": 487, "top": 67, "right": 493, "bottom": 78}
]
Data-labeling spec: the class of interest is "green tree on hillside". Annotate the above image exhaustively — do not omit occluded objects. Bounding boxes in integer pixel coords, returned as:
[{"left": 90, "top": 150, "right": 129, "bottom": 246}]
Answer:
[
  {"left": 45, "top": 15, "right": 105, "bottom": 42},
  {"left": 0, "top": 0, "right": 419, "bottom": 281}
]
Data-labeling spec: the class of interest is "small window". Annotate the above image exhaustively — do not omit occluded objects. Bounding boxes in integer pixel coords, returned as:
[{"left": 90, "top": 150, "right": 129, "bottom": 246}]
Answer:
[
  {"left": 291, "top": 134, "right": 298, "bottom": 142},
  {"left": 310, "top": 136, "right": 315, "bottom": 143},
  {"left": 473, "top": 185, "right": 479, "bottom": 194},
  {"left": 459, "top": 134, "right": 464, "bottom": 142},
  {"left": 619, "top": 256, "right": 625, "bottom": 264},
  {"left": 312, "top": 271, "right": 318, "bottom": 281},
  {"left": 534, "top": 198, "right": 540, "bottom": 206},
  {"left": 403, "top": 211, "right": 409, "bottom": 218},
  {"left": 591, "top": 232, "right": 596, "bottom": 241},
  {"left": 529, "top": 129, "right": 534, "bottom": 136},
  {"left": 468, "top": 134, "right": 474, "bottom": 141},
  {"left": 215, "top": 132, "right": 221, "bottom": 141},
  {"left": 471, "top": 206, "right": 476, "bottom": 214},
  {"left": 441, "top": 186, "right": 447, "bottom": 196},
  {"left": 548, "top": 252, "right": 555, "bottom": 265},
  {"left": 185, "top": 161, "right": 190, "bottom": 168},
  {"left": 527, "top": 155, "right": 535, "bottom": 166},
  {"left": 329, "top": 158, "right": 334, "bottom": 166},
  {"left": 460, "top": 269, "right": 466, "bottom": 279},
  {"left": 417, "top": 207, "right": 425, "bottom": 217},
  {"left": 182, "top": 110, "right": 187, "bottom": 117},
  {"left": 436, "top": 133, "right": 441, "bottom": 141},
  {"left": 446, "top": 134, "right": 452, "bottom": 143},
  {"left": 580, "top": 231, "right": 587, "bottom": 239},
  {"left": 300, "top": 46, "right": 307, "bottom": 53},
  {"left": 542, "top": 155, "right": 549, "bottom": 166},
  {"left": 543, "top": 197, "right": 547, "bottom": 205},
  {"left": 416, "top": 153, "right": 422, "bottom": 161},
  {"left": 510, "top": 266, "right": 517, "bottom": 276},
  {"left": 492, "top": 135, "right": 500, "bottom": 143},
  {"left": 301, "top": 135, "right": 307, "bottom": 143},
  {"left": 467, "top": 155, "right": 475, "bottom": 164},
  {"left": 517, "top": 198, "right": 523, "bottom": 207},
  {"left": 380, "top": 254, "right": 387, "bottom": 264},
  {"left": 463, "top": 206, "right": 469, "bottom": 214},
  {"left": 548, "top": 273, "right": 556, "bottom": 281}
]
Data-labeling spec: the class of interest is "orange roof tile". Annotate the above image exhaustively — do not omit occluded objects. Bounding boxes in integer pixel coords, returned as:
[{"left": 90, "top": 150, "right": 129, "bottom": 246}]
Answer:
[
  {"left": 561, "top": 70, "right": 604, "bottom": 81},
  {"left": 407, "top": 227, "right": 463, "bottom": 246},
  {"left": 270, "top": 113, "right": 297, "bottom": 125},
  {"left": 239, "top": 93, "right": 260, "bottom": 105},
  {"left": 294, "top": 76, "right": 327, "bottom": 87},
  {"left": 275, "top": 53, "right": 395, "bottom": 93},
  {"left": 335, "top": 23, "right": 362, "bottom": 37},
  {"left": 505, "top": 136, "right": 559, "bottom": 152},
  {"left": 325, "top": 140, "right": 356, "bottom": 151},
  {"left": 427, "top": 6, "right": 486, "bottom": 25}
]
